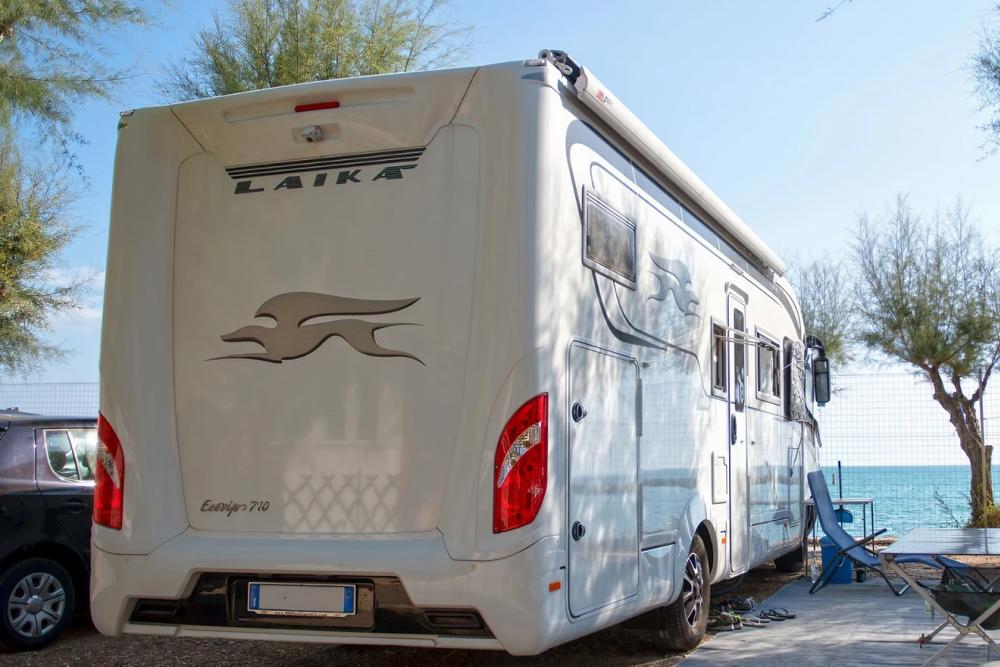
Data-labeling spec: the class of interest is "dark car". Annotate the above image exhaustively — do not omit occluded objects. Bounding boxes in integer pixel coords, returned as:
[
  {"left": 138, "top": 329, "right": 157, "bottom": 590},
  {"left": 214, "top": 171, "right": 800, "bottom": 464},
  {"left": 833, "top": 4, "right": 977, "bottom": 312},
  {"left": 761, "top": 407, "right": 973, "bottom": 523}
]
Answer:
[{"left": 0, "top": 411, "right": 97, "bottom": 650}]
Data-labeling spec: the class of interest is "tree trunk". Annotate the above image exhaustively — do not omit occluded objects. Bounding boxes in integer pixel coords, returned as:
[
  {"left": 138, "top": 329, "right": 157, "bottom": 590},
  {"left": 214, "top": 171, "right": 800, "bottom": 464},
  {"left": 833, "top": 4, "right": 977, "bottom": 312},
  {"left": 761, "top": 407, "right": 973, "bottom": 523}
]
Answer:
[
  {"left": 928, "top": 370, "right": 994, "bottom": 524},
  {"left": 941, "top": 399, "right": 993, "bottom": 523}
]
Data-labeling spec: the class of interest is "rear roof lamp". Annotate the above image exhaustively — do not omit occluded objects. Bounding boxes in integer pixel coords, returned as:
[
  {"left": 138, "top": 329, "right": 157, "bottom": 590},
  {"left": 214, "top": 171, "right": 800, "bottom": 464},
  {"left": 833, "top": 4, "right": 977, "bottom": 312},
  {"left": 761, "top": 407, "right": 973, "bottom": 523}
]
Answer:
[
  {"left": 294, "top": 100, "right": 340, "bottom": 112},
  {"left": 94, "top": 413, "right": 125, "bottom": 530},
  {"left": 493, "top": 394, "right": 548, "bottom": 533}
]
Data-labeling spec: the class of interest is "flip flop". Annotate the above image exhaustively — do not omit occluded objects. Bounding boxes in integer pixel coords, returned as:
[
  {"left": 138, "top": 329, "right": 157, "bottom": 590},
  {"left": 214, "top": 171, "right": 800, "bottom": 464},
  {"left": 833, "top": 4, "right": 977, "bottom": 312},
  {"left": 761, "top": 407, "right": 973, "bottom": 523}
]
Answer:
[
  {"left": 762, "top": 608, "right": 796, "bottom": 620},
  {"left": 740, "top": 615, "right": 769, "bottom": 627}
]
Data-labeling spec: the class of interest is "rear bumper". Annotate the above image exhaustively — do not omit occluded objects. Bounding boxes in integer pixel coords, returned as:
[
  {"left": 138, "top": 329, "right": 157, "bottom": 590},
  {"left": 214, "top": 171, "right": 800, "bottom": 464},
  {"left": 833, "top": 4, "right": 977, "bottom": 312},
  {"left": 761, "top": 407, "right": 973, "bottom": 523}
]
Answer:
[{"left": 91, "top": 531, "right": 575, "bottom": 655}]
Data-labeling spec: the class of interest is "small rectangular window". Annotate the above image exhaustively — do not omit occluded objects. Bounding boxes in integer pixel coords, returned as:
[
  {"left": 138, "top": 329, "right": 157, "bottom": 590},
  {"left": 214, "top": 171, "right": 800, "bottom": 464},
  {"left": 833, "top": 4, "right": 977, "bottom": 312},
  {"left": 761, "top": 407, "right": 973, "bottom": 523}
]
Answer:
[
  {"left": 757, "top": 331, "right": 781, "bottom": 403},
  {"left": 733, "top": 310, "right": 746, "bottom": 412},
  {"left": 583, "top": 192, "right": 636, "bottom": 286},
  {"left": 712, "top": 323, "right": 727, "bottom": 393}
]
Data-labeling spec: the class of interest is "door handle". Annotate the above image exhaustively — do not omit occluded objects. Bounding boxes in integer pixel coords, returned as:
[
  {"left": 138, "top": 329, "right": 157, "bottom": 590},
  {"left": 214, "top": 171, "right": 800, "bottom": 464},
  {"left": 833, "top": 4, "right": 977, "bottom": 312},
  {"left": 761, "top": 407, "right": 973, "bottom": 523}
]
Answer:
[
  {"left": 730, "top": 415, "right": 737, "bottom": 445},
  {"left": 571, "top": 402, "right": 587, "bottom": 422},
  {"left": 571, "top": 521, "right": 586, "bottom": 541},
  {"left": 61, "top": 498, "right": 86, "bottom": 513}
]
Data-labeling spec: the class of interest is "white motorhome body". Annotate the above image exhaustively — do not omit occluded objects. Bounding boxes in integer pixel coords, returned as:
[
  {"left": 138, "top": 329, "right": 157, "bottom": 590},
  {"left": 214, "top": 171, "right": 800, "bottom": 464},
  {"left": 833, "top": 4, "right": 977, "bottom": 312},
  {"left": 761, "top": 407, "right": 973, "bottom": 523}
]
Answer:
[{"left": 92, "top": 51, "right": 820, "bottom": 654}]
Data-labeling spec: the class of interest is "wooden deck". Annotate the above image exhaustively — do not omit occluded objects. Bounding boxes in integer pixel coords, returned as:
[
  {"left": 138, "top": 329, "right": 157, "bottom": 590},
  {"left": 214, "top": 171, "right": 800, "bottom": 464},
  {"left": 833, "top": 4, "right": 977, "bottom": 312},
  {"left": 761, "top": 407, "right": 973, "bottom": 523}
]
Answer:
[{"left": 683, "top": 577, "right": 999, "bottom": 667}]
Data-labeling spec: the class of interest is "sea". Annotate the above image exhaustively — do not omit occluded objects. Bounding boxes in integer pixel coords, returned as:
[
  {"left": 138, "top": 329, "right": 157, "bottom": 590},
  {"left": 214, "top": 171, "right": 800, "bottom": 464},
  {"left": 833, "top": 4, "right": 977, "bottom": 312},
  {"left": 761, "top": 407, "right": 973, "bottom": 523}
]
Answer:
[{"left": 819, "top": 465, "right": 1000, "bottom": 538}]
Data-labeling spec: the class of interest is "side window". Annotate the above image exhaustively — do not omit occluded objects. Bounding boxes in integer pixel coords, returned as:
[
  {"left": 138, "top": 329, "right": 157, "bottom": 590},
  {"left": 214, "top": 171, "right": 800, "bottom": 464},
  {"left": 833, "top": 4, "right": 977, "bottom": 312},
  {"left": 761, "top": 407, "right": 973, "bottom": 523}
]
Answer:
[
  {"left": 70, "top": 429, "right": 98, "bottom": 481},
  {"left": 712, "top": 323, "right": 727, "bottom": 394},
  {"left": 44, "top": 430, "right": 79, "bottom": 480},
  {"left": 783, "top": 339, "right": 793, "bottom": 419},
  {"left": 583, "top": 190, "right": 637, "bottom": 287},
  {"left": 756, "top": 331, "right": 781, "bottom": 403},
  {"left": 733, "top": 309, "right": 746, "bottom": 412},
  {"left": 43, "top": 428, "right": 98, "bottom": 482}
]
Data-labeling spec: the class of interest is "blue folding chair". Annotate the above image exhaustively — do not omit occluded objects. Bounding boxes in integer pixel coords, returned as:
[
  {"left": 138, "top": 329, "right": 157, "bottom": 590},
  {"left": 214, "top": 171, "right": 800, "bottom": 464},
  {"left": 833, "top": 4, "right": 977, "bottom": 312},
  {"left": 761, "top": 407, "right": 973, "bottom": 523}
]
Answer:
[{"left": 808, "top": 470, "right": 942, "bottom": 595}]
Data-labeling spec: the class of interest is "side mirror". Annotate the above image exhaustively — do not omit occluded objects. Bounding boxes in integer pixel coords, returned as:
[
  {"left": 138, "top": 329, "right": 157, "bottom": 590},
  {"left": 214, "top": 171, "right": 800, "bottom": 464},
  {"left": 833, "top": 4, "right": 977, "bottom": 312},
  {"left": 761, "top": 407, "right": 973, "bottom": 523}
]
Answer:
[{"left": 813, "top": 357, "right": 831, "bottom": 405}]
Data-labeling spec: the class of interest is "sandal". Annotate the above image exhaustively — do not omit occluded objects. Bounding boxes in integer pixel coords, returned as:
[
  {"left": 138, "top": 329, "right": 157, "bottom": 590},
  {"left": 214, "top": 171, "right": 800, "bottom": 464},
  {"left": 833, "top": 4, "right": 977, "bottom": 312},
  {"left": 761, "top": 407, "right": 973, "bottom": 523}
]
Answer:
[
  {"left": 761, "top": 608, "right": 795, "bottom": 621},
  {"left": 740, "top": 615, "right": 769, "bottom": 627},
  {"left": 728, "top": 596, "right": 755, "bottom": 613}
]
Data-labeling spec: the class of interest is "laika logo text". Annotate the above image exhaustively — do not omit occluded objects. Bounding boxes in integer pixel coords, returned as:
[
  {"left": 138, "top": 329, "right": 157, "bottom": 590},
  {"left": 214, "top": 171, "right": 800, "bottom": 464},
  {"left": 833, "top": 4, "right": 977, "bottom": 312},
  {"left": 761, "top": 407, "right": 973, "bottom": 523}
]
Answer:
[{"left": 210, "top": 292, "right": 422, "bottom": 364}]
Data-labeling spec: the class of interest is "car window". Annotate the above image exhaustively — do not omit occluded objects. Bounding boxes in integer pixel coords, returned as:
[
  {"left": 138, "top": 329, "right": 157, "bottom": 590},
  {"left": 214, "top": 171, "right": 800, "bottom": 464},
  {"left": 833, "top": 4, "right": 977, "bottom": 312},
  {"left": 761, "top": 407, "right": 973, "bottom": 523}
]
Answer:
[
  {"left": 44, "top": 430, "right": 79, "bottom": 480},
  {"left": 43, "top": 428, "right": 97, "bottom": 482},
  {"left": 70, "top": 429, "right": 98, "bottom": 481}
]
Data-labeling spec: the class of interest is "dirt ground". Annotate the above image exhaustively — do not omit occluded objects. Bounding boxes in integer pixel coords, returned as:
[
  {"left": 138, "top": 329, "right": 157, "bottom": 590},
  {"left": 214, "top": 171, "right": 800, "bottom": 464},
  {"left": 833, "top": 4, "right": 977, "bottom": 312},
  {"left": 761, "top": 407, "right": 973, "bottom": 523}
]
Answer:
[{"left": 0, "top": 564, "right": 803, "bottom": 667}]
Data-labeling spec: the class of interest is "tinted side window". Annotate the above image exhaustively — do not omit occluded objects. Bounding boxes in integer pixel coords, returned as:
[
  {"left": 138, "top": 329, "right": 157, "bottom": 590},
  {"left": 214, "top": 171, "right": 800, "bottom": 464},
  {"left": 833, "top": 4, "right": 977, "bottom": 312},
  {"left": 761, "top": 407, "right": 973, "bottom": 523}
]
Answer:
[
  {"left": 712, "top": 323, "right": 727, "bottom": 392},
  {"left": 733, "top": 310, "right": 746, "bottom": 412},
  {"left": 44, "top": 430, "right": 79, "bottom": 480},
  {"left": 70, "top": 429, "right": 98, "bottom": 481}
]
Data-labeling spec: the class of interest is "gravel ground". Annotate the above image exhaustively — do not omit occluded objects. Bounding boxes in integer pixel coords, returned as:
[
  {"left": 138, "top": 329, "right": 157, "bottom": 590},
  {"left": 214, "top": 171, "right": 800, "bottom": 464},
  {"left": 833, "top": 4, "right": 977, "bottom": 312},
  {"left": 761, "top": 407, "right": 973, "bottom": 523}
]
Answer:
[{"left": 0, "top": 565, "right": 802, "bottom": 666}]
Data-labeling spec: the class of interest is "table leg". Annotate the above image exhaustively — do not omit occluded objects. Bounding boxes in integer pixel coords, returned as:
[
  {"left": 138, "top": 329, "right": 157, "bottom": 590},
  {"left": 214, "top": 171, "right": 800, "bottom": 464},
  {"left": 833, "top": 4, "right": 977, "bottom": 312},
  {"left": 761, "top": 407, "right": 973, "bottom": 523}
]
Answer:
[{"left": 883, "top": 557, "right": 1000, "bottom": 667}]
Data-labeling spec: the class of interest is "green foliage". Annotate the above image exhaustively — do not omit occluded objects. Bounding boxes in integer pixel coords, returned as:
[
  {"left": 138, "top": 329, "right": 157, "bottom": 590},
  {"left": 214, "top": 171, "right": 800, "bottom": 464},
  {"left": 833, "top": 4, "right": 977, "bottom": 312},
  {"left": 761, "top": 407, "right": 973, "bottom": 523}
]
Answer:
[
  {"left": 162, "top": 0, "right": 472, "bottom": 100},
  {"left": 0, "top": 143, "right": 83, "bottom": 374},
  {"left": 0, "top": 1, "right": 145, "bottom": 372},
  {"left": 968, "top": 503, "right": 1000, "bottom": 529},
  {"left": 0, "top": 0, "right": 146, "bottom": 150},
  {"left": 854, "top": 195, "right": 999, "bottom": 382},
  {"left": 789, "top": 255, "right": 854, "bottom": 364},
  {"left": 973, "top": 5, "right": 1000, "bottom": 154}
]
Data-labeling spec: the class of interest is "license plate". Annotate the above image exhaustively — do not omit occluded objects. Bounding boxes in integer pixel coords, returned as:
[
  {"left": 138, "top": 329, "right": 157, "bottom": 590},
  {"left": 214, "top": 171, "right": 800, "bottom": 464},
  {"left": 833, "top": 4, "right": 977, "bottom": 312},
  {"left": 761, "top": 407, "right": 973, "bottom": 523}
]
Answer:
[{"left": 247, "top": 582, "right": 356, "bottom": 617}]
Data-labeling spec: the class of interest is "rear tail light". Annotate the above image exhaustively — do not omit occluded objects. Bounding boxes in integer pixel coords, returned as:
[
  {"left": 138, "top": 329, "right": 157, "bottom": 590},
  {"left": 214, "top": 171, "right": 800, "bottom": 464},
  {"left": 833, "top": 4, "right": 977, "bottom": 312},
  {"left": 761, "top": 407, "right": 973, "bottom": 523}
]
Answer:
[
  {"left": 94, "top": 413, "right": 125, "bottom": 529},
  {"left": 493, "top": 394, "right": 548, "bottom": 533}
]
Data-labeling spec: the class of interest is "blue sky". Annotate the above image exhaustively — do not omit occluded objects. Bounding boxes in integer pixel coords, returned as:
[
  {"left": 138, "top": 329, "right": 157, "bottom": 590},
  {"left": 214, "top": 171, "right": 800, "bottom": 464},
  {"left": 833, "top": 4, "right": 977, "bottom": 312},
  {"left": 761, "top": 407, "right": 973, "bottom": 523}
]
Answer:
[{"left": 29, "top": 0, "right": 1000, "bottom": 382}]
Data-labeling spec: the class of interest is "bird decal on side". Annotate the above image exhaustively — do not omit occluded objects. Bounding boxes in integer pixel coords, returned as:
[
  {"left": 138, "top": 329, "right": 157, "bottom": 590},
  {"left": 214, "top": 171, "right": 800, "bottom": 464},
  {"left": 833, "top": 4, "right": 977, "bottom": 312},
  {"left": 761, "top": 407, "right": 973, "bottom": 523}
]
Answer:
[
  {"left": 210, "top": 291, "right": 422, "bottom": 364},
  {"left": 646, "top": 253, "right": 700, "bottom": 317}
]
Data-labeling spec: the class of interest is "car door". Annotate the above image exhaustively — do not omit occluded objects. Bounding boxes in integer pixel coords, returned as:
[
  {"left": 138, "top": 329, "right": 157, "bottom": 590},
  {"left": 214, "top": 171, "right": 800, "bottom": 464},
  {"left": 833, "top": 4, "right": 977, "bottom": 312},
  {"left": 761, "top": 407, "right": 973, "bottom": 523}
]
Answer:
[{"left": 35, "top": 426, "right": 97, "bottom": 561}]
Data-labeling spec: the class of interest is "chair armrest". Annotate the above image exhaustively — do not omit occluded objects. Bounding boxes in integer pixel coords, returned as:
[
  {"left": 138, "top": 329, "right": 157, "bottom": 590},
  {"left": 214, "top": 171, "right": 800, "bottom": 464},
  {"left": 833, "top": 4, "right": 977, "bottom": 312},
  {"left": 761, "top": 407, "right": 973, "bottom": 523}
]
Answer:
[{"left": 834, "top": 528, "right": 887, "bottom": 558}]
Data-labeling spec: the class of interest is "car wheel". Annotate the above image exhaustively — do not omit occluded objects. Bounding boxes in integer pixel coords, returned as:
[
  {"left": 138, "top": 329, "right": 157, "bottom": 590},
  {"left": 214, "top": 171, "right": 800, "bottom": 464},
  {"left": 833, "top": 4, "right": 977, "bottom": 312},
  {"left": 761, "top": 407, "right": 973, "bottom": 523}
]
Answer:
[
  {"left": 649, "top": 535, "right": 710, "bottom": 652},
  {"left": 0, "top": 558, "right": 75, "bottom": 651}
]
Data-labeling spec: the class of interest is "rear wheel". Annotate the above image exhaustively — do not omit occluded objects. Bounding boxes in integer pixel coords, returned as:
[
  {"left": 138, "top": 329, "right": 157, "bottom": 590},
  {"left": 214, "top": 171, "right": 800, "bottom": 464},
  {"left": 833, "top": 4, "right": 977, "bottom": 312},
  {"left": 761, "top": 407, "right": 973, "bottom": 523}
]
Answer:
[
  {"left": 0, "top": 558, "right": 75, "bottom": 651},
  {"left": 649, "top": 534, "right": 710, "bottom": 651}
]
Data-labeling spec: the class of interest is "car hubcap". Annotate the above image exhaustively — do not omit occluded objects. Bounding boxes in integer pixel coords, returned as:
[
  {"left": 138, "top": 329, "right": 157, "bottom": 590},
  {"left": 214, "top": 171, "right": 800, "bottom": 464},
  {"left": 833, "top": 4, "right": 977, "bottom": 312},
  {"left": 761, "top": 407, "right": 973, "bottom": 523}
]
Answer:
[
  {"left": 682, "top": 552, "right": 704, "bottom": 628},
  {"left": 7, "top": 572, "right": 65, "bottom": 638}
]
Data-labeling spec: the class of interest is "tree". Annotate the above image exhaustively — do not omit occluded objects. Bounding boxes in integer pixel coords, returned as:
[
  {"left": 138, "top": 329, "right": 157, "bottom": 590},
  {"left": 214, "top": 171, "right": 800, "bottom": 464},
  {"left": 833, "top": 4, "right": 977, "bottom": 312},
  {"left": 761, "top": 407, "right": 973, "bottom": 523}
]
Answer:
[
  {"left": 0, "top": 1, "right": 147, "bottom": 372},
  {"left": 973, "top": 4, "right": 1000, "bottom": 154},
  {"left": 162, "top": 0, "right": 471, "bottom": 100},
  {"left": 853, "top": 195, "right": 1000, "bottom": 523},
  {"left": 0, "top": 143, "right": 83, "bottom": 374},
  {"left": 789, "top": 255, "right": 854, "bottom": 364},
  {"left": 0, "top": 1, "right": 146, "bottom": 154}
]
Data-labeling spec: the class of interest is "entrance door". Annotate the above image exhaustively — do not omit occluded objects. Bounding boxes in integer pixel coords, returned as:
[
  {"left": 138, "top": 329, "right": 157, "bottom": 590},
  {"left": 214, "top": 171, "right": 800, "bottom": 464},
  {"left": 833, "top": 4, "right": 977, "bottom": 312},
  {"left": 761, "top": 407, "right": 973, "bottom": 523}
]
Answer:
[
  {"left": 567, "top": 344, "right": 639, "bottom": 616},
  {"left": 727, "top": 292, "right": 750, "bottom": 573}
]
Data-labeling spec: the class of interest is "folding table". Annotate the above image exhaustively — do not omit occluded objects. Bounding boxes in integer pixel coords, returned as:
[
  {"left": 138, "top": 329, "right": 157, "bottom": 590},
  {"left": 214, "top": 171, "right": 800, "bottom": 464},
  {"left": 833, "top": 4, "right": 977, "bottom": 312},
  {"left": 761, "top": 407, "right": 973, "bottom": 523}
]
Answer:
[{"left": 880, "top": 527, "right": 1000, "bottom": 666}]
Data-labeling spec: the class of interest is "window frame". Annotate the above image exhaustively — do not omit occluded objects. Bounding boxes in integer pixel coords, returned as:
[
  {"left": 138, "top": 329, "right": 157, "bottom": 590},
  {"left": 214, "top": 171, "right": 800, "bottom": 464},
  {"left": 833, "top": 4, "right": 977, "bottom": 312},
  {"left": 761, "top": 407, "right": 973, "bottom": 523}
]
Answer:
[
  {"left": 581, "top": 187, "right": 638, "bottom": 289},
  {"left": 755, "top": 327, "right": 781, "bottom": 405},
  {"left": 711, "top": 319, "right": 728, "bottom": 397}
]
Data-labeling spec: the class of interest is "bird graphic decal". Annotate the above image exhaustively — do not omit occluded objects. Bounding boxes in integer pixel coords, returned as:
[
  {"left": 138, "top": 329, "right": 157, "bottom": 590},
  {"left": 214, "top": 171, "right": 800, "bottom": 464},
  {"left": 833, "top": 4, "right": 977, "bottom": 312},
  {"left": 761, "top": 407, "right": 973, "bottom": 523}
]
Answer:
[
  {"left": 646, "top": 253, "right": 700, "bottom": 317},
  {"left": 210, "top": 291, "right": 422, "bottom": 364}
]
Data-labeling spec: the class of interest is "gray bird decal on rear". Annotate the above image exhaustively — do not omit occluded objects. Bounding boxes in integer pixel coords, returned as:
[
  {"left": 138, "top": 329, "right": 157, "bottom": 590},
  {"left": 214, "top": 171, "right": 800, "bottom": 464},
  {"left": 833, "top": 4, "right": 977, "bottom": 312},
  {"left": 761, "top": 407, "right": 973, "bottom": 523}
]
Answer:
[
  {"left": 210, "top": 292, "right": 422, "bottom": 364},
  {"left": 647, "top": 253, "right": 700, "bottom": 317}
]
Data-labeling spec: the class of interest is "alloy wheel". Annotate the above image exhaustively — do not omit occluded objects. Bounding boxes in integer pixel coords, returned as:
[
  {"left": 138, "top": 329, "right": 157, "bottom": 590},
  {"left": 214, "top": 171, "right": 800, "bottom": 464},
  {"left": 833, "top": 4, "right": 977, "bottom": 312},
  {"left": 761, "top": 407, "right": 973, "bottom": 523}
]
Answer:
[{"left": 681, "top": 551, "right": 704, "bottom": 628}]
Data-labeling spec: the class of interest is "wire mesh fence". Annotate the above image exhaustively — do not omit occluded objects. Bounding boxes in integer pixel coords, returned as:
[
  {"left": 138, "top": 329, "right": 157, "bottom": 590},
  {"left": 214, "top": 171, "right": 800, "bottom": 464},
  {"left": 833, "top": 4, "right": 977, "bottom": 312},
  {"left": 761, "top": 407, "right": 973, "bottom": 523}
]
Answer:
[
  {"left": 817, "top": 372, "right": 1000, "bottom": 538},
  {"left": 2, "top": 373, "right": 999, "bottom": 538},
  {"left": 0, "top": 383, "right": 99, "bottom": 417}
]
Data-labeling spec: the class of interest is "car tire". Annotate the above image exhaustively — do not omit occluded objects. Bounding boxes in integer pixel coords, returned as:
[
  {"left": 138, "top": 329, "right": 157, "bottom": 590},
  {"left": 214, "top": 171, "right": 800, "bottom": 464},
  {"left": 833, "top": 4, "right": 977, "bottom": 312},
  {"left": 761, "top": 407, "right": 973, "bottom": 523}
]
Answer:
[
  {"left": 649, "top": 534, "right": 710, "bottom": 652},
  {"left": 0, "top": 558, "right": 76, "bottom": 651}
]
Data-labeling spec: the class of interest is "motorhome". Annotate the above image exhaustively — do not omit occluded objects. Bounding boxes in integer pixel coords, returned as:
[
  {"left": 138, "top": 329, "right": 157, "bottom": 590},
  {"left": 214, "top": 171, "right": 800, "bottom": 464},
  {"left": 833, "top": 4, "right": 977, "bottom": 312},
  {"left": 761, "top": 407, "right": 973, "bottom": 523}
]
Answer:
[{"left": 91, "top": 50, "right": 827, "bottom": 655}]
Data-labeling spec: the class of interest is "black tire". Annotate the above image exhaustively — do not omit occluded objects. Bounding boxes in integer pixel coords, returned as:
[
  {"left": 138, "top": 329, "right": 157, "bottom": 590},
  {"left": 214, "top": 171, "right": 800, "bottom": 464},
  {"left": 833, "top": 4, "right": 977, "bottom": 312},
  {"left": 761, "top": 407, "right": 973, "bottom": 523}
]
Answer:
[
  {"left": 773, "top": 545, "right": 805, "bottom": 573},
  {"left": 0, "top": 558, "right": 76, "bottom": 651},
  {"left": 649, "top": 535, "right": 710, "bottom": 652}
]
